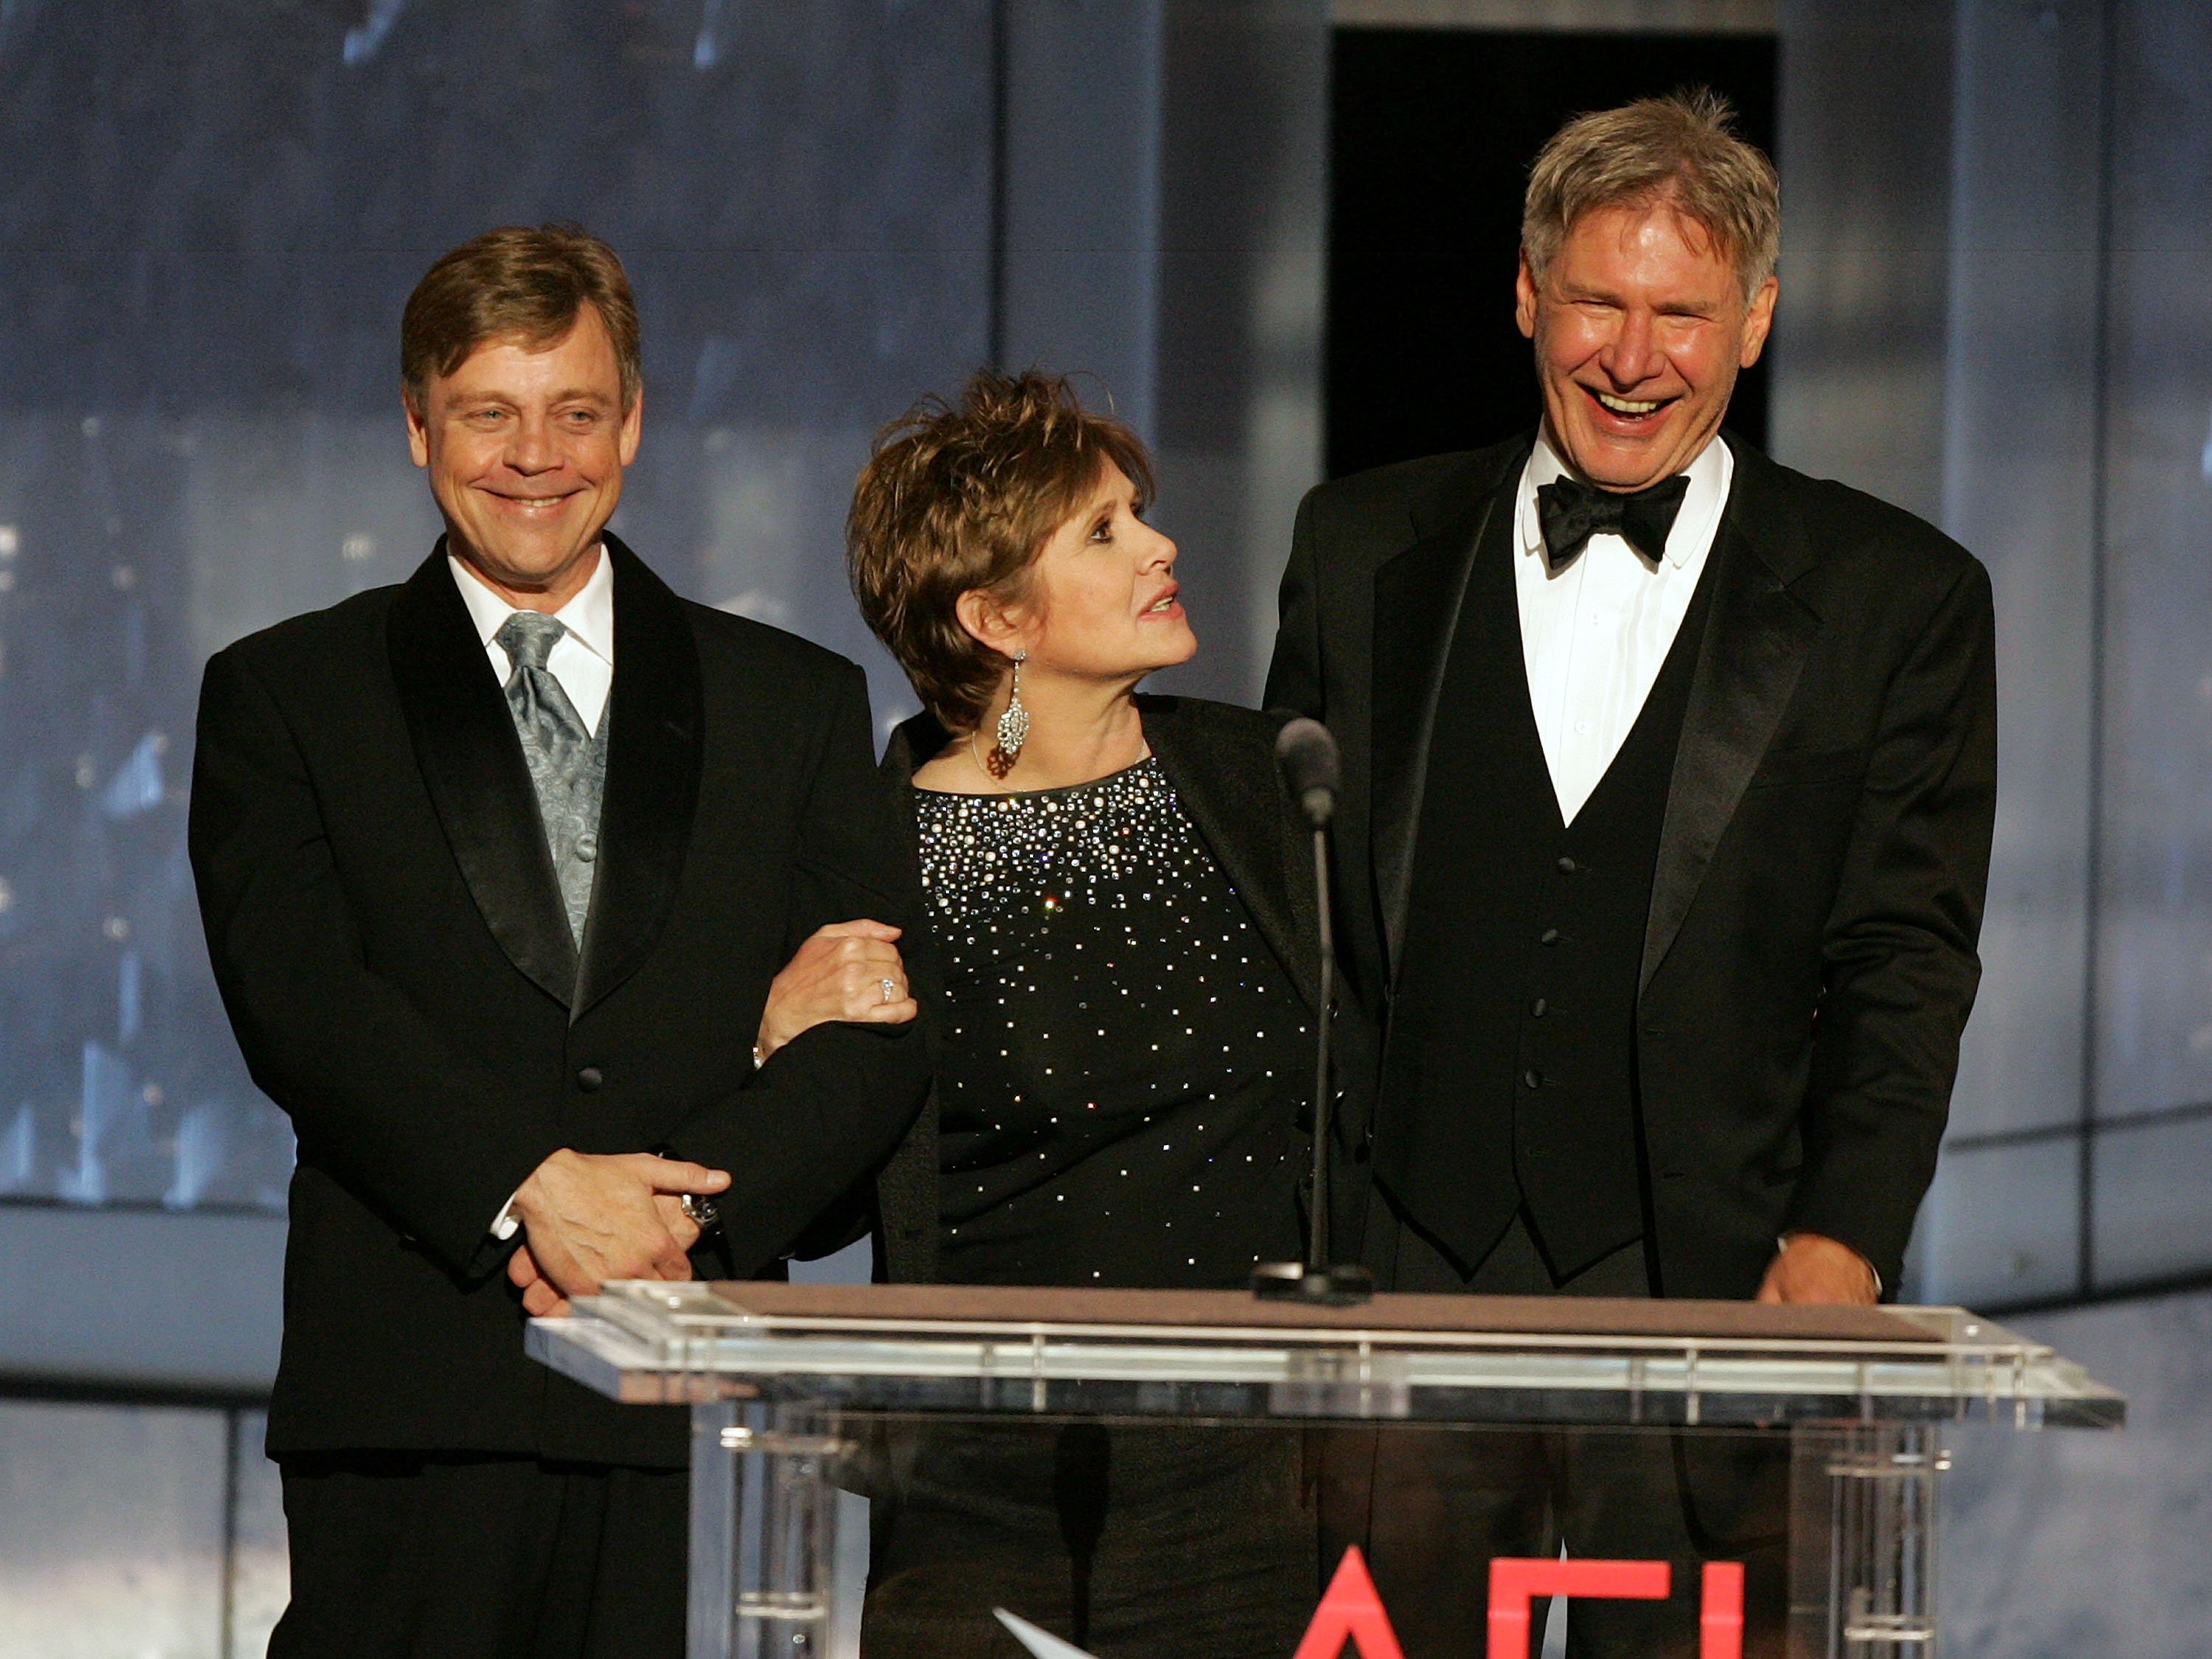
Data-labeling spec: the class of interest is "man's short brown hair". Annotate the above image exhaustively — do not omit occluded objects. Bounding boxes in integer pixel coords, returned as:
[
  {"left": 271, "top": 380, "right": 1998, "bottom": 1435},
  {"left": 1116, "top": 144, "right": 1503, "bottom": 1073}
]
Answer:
[
  {"left": 1523, "top": 89, "right": 1780, "bottom": 303},
  {"left": 848, "top": 370, "right": 1154, "bottom": 734},
  {"left": 400, "top": 223, "right": 641, "bottom": 408}
]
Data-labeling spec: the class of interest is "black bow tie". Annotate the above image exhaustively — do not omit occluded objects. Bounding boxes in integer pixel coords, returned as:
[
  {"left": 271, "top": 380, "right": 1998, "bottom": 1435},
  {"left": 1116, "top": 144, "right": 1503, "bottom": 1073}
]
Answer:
[{"left": 1535, "top": 472, "right": 1692, "bottom": 570}]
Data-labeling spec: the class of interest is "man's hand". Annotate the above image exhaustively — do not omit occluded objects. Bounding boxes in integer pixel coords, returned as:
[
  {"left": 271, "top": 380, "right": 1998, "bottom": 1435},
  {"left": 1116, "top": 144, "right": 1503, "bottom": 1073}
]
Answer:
[
  {"left": 509, "top": 1191, "right": 707, "bottom": 1318},
  {"left": 1756, "top": 1232, "right": 1879, "bottom": 1305},
  {"left": 508, "top": 1150, "right": 731, "bottom": 1307},
  {"left": 510, "top": 1245, "right": 567, "bottom": 1318},
  {"left": 757, "top": 919, "right": 917, "bottom": 1063}
]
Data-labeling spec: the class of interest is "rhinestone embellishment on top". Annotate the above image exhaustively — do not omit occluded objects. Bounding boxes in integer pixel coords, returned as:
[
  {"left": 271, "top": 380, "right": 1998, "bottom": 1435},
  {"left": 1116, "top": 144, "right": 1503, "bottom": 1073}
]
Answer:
[
  {"left": 913, "top": 754, "right": 1311, "bottom": 1287},
  {"left": 918, "top": 757, "right": 1180, "bottom": 930}
]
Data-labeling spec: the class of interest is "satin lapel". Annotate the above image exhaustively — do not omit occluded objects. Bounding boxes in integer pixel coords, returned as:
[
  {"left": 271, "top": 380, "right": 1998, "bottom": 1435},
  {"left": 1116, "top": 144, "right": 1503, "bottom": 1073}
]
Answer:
[
  {"left": 1370, "top": 491, "right": 1501, "bottom": 983},
  {"left": 573, "top": 537, "right": 706, "bottom": 1020},
  {"left": 388, "top": 546, "right": 577, "bottom": 1006},
  {"left": 1640, "top": 463, "right": 1823, "bottom": 993},
  {"left": 1145, "top": 700, "right": 1318, "bottom": 1014}
]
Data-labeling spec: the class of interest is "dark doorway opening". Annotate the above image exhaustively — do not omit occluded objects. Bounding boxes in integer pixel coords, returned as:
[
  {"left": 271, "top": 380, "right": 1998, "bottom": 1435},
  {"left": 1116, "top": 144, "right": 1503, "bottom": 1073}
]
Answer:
[{"left": 1326, "top": 29, "right": 1779, "bottom": 480}]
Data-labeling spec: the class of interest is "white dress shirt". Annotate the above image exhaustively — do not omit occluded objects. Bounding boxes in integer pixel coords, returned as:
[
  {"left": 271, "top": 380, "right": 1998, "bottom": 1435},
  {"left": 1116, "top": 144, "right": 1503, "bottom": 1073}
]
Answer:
[
  {"left": 1512, "top": 432, "right": 1733, "bottom": 825},
  {"left": 451, "top": 546, "right": 616, "bottom": 1241},
  {"left": 448, "top": 546, "right": 616, "bottom": 737}
]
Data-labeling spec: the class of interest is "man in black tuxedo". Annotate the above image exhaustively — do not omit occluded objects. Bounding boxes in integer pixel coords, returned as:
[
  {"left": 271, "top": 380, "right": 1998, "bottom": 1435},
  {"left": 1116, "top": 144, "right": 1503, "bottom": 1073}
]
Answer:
[
  {"left": 190, "top": 225, "right": 929, "bottom": 1656},
  {"left": 1267, "top": 95, "right": 1994, "bottom": 1653}
]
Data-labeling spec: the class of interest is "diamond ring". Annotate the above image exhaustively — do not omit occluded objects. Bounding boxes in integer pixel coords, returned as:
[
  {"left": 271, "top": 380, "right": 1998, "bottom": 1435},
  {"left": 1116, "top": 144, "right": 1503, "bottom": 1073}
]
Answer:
[
  {"left": 680, "top": 1194, "right": 720, "bottom": 1229},
  {"left": 880, "top": 976, "right": 897, "bottom": 1004}
]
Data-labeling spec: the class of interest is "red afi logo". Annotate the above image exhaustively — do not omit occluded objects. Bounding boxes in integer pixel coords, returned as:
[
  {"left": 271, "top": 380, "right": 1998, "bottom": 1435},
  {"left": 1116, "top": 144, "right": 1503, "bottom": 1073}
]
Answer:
[{"left": 1290, "top": 1548, "right": 1745, "bottom": 1659}]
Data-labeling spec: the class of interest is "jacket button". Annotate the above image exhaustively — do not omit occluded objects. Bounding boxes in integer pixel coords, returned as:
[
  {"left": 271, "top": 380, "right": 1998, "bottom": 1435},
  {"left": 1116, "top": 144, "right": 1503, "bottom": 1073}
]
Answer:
[
  {"left": 1557, "top": 856, "right": 1578, "bottom": 874},
  {"left": 576, "top": 1066, "right": 604, "bottom": 1092},
  {"left": 1540, "top": 928, "right": 1561, "bottom": 945},
  {"left": 1531, "top": 998, "right": 1548, "bottom": 1018},
  {"left": 1523, "top": 1068, "right": 1543, "bottom": 1091}
]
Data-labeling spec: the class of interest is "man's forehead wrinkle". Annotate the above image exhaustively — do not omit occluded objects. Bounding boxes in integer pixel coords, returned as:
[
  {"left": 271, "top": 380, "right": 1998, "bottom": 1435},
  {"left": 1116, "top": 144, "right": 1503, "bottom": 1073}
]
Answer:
[
  {"left": 1593, "top": 206, "right": 1714, "bottom": 264},
  {"left": 485, "top": 321, "right": 594, "bottom": 357},
  {"left": 441, "top": 320, "right": 617, "bottom": 377},
  {"left": 437, "top": 327, "right": 564, "bottom": 378},
  {"left": 1560, "top": 189, "right": 1729, "bottom": 272}
]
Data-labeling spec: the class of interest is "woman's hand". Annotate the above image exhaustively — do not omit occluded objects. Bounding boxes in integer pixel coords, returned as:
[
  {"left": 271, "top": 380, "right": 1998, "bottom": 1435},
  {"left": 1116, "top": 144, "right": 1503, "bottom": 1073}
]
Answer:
[{"left": 757, "top": 919, "right": 918, "bottom": 1062}]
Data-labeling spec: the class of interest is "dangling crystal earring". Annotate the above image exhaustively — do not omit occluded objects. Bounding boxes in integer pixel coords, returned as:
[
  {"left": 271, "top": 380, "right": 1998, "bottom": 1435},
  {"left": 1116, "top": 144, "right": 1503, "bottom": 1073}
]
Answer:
[{"left": 987, "top": 650, "right": 1029, "bottom": 779}]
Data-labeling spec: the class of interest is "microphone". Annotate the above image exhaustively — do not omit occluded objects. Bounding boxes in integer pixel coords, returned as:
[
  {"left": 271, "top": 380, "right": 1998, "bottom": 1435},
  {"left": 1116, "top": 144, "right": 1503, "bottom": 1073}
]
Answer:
[
  {"left": 1253, "top": 717, "right": 1374, "bottom": 1307},
  {"left": 1275, "top": 718, "right": 1339, "bottom": 828}
]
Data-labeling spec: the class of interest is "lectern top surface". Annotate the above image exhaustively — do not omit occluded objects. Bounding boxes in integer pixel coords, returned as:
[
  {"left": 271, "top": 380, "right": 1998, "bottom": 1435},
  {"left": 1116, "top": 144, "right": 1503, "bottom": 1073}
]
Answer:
[
  {"left": 525, "top": 1279, "right": 2124, "bottom": 1430},
  {"left": 692, "top": 1282, "right": 1937, "bottom": 1344}
]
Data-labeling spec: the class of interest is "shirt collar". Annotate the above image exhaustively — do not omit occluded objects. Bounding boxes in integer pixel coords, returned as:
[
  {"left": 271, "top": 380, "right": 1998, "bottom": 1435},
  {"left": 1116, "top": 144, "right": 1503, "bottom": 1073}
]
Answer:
[
  {"left": 1515, "top": 430, "right": 1733, "bottom": 571},
  {"left": 448, "top": 542, "right": 616, "bottom": 666}
]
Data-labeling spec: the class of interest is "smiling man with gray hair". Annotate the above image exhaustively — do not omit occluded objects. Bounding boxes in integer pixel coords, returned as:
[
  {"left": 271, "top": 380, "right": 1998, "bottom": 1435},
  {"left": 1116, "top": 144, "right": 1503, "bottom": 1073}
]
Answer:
[{"left": 1269, "top": 91, "right": 1996, "bottom": 1655}]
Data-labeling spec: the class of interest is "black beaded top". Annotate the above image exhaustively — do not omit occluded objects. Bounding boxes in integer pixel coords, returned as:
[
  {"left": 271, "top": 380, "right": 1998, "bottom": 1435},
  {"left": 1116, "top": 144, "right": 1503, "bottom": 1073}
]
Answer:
[{"left": 915, "top": 757, "right": 1308, "bottom": 1288}]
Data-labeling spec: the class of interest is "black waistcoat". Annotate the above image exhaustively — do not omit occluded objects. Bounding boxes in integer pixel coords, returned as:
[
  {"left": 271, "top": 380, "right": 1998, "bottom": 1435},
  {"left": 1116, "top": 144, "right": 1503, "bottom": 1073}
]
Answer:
[{"left": 1383, "top": 491, "right": 1718, "bottom": 1282}]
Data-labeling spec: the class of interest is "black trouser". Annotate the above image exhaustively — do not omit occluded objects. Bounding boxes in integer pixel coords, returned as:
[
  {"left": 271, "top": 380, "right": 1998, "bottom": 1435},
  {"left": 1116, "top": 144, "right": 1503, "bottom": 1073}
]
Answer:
[
  {"left": 270, "top": 1452, "right": 687, "bottom": 1659},
  {"left": 860, "top": 1422, "right": 1318, "bottom": 1659},
  {"left": 1319, "top": 1200, "right": 1791, "bottom": 1659}
]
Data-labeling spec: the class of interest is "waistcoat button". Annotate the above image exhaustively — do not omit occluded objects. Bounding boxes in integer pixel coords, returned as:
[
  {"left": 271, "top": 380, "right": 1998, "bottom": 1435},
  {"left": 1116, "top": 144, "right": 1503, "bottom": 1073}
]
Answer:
[
  {"left": 576, "top": 1065, "right": 604, "bottom": 1092},
  {"left": 1531, "top": 998, "right": 1548, "bottom": 1018},
  {"left": 1557, "top": 855, "right": 1579, "bottom": 874},
  {"left": 1523, "top": 1068, "right": 1543, "bottom": 1091},
  {"left": 1540, "top": 928, "right": 1561, "bottom": 945}
]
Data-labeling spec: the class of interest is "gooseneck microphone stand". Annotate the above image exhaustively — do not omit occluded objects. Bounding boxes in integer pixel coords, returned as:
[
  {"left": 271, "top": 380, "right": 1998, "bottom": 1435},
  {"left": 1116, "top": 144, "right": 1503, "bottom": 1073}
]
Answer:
[{"left": 1253, "top": 719, "right": 1376, "bottom": 1307}]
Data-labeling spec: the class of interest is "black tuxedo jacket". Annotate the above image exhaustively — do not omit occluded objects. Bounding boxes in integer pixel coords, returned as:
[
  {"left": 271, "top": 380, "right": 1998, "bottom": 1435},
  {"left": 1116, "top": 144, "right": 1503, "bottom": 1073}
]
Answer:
[
  {"left": 190, "top": 538, "right": 931, "bottom": 1465},
  {"left": 869, "top": 694, "right": 1336, "bottom": 1284},
  {"left": 1265, "top": 437, "right": 1997, "bottom": 1298}
]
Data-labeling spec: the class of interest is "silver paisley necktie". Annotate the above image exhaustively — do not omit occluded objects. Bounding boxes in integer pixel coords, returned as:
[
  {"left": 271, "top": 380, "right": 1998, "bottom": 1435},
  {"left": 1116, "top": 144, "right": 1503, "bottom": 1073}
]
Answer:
[{"left": 495, "top": 611, "right": 606, "bottom": 946}]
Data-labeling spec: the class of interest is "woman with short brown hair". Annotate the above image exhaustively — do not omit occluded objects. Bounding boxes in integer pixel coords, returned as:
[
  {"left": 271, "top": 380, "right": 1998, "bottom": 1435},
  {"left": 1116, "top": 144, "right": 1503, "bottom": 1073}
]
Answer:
[
  {"left": 852, "top": 369, "right": 1318, "bottom": 1292},
  {"left": 832, "top": 370, "right": 1325, "bottom": 1656},
  {"left": 846, "top": 370, "right": 1159, "bottom": 751}
]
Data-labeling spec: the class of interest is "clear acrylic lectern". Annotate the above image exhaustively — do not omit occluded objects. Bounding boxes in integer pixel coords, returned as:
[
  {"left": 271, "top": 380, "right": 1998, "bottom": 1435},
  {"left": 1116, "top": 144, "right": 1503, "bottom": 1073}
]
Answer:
[{"left": 527, "top": 1283, "right": 2120, "bottom": 1659}]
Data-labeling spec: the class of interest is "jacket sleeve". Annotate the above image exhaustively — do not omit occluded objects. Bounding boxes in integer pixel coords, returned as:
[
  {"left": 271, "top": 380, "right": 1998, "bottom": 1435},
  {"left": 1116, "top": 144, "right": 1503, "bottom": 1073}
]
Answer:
[
  {"left": 664, "top": 662, "right": 933, "bottom": 1276},
  {"left": 1263, "top": 487, "right": 1327, "bottom": 720},
  {"left": 1786, "top": 560, "right": 1999, "bottom": 1290},
  {"left": 189, "top": 647, "right": 568, "bottom": 1279}
]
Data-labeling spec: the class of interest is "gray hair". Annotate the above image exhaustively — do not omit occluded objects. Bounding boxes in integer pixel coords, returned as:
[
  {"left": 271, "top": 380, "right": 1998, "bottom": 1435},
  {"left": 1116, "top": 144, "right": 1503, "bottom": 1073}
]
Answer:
[{"left": 1522, "top": 89, "right": 1780, "bottom": 305}]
